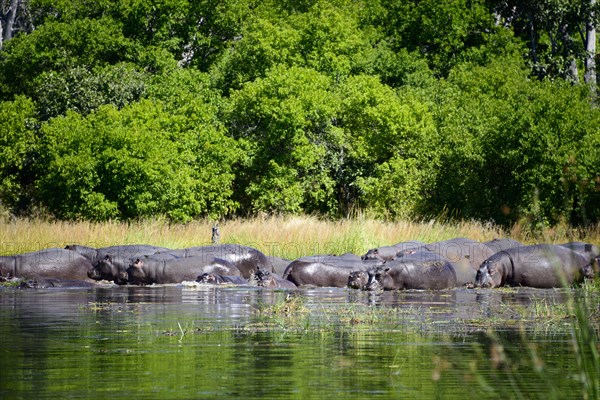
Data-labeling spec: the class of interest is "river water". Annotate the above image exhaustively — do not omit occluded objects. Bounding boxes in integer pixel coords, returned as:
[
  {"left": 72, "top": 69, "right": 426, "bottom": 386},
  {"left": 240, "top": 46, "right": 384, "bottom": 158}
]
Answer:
[{"left": 0, "top": 284, "right": 595, "bottom": 399}]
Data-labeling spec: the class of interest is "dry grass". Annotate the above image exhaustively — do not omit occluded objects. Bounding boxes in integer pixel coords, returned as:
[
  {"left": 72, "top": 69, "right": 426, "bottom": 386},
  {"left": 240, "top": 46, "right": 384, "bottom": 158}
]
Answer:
[{"left": 1, "top": 215, "right": 599, "bottom": 258}]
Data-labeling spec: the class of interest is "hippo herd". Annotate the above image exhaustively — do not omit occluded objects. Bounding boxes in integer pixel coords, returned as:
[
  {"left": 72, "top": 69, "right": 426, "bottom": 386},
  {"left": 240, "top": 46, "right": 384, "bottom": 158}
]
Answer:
[{"left": 0, "top": 238, "right": 598, "bottom": 291}]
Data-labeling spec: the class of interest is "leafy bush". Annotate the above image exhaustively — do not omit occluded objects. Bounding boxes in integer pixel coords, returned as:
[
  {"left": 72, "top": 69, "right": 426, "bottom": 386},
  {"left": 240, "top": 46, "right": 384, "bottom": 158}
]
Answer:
[{"left": 36, "top": 100, "right": 239, "bottom": 221}]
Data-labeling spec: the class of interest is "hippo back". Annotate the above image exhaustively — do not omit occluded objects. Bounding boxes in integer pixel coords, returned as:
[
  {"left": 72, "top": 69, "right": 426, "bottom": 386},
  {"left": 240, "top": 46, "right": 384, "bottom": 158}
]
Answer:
[
  {"left": 11, "top": 248, "right": 94, "bottom": 281},
  {"left": 182, "top": 244, "right": 270, "bottom": 279},
  {"left": 410, "top": 238, "right": 495, "bottom": 285}
]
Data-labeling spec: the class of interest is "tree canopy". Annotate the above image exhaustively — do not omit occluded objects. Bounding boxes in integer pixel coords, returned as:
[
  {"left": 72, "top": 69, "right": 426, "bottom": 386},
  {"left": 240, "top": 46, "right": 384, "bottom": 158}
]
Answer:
[{"left": 0, "top": 0, "right": 598, "bottom": 226}]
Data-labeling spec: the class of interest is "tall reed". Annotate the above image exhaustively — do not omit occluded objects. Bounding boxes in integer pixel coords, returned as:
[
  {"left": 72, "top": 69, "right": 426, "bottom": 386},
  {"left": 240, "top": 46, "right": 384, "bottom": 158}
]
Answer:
[{"left": 0, "top": 216, "right": 599, "bottom": 258}]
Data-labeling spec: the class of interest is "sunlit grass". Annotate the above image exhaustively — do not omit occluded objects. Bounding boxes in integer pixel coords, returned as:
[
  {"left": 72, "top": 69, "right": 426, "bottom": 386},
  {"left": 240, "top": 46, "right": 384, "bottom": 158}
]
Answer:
[{"left": 1, "top": 215, "right": 598, "bottom": 258}]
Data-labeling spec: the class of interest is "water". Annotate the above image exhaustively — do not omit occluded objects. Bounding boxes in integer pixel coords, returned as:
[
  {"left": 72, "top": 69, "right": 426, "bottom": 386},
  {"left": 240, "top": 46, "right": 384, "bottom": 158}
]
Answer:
[{"left": 0, "top": 284, "right": 593, "bottom": 399}]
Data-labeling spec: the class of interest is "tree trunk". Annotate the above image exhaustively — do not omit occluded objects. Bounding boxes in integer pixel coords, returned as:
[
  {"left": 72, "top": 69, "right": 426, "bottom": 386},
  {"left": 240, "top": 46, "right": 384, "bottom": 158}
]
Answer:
[
  {"left": 529, "top": 11, "right": 538, "bottom": 64},
  {"left": 584, "top": 0, "right": 597, "bottom": 91},
  {"left": 1, "top": 0, "right": 21, "bottom": 49}
]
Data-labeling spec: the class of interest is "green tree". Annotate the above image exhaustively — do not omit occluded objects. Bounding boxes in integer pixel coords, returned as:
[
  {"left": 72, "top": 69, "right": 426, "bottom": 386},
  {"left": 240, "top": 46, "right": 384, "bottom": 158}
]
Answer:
[
  {"left": 429, "top": 56, "right": 600, "bottom": 226},
  {"left": 335, "top": 75, "right": 438, "bottom": 218},
  {"left": 34, "top": 63, "right": 147, "bottom": 120},
  {"left": 0, "top": 17, "right": 139, "bottom": 100},
  {"left": 37, "top": 99, "right": 238, "bottom": 221},
  {"left": 489, "top": 0, "right": 599, "bottom": 84},
  {"left": 0, "top": 96, "right": 37, "bottom": 213},
  {"left": 369, "top": 0, "right": 501, "bottom": 77},
  {"left": 225, "top": 65, "right": 337, "bottom": 215}
]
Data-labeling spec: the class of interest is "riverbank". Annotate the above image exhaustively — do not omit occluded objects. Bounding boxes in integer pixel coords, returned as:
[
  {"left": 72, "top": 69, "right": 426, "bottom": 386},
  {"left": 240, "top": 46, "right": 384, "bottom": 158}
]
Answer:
[{"left": 1, "top": 216, "right": 599, "bottom": 258}]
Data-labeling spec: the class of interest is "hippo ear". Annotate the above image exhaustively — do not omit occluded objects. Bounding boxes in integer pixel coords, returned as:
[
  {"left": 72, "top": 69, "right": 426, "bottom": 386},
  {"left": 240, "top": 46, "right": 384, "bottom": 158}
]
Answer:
[
  {"left": 383, "top": 267, "right": 391, "bottom": 274},
  {"left": 104, "top": 254, "right": 111, "bottom": 261},
  {"left": 133, "top": 258, "right": 143, "bottom": 268}
]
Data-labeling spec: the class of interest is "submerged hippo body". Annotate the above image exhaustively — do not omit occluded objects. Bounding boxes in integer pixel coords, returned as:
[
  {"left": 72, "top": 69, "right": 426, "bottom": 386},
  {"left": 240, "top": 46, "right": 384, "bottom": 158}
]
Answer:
[
  {"left": 88, "top": 252, "right": 180, "bottom": 284},
  {"left": 18, "top": 278, "right": 97, "bottom": 289},
  {"left": 196, "top": 273, "right": 249, "bottom": 285},
  {"left": 126, "top": 256, "right": 240, "bottom": 285},
  {"left": 560, "top": 242, "right": 600, "bottom": 275},
  {"left": 253, "top": 267, "right": 297, "bottom": 289},
  {"left": 362, "top": 241, "right": 425, "bottom": 261},
  {"left": 483, "top": 238, "right": 523, "bottom": 253},
  {"left": 66, "top": 244, "right": 170, "bottom": 263},
  {"left": 410, "top": 238, "right": 496, "bottom": 286},
  {"left": 347, "top": 271, "right": 369, "bottom": 290},
  {"left": 0, "top": 248, "right": 94, "bottom": 282},
  {"left": 366, "top": 251, "right": 457, "bottom": 291},
  {"left": 283, "top": 256, "right": 380, "bottom": 288},
  {"left": 268, "top": 256, "right": 291, "bottom": 276},
  {"left": 181, "top": 244, "right": 270, "bottom": 279},
  {"left": 476, "top": 244, "right": 594, "bottom": 288}
]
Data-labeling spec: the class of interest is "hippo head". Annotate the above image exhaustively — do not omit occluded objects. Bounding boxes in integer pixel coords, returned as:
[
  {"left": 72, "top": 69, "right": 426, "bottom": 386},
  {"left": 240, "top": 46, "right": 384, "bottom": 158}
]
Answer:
[
  {"left": 347, "top": 271, "right": 369, "bottom": 290},
  {"left": 255, "top": 267, "right": 275, "bottom": 287},
  {"left": 366, "top": 267, "right": 390, "bottom": 291},
  {"left": 88, "top": 255, "right": 117, "bottom": 282},
  {"left": 126, "top": 258, "right": 148, "bottom": 285},
  {"left": 0, "top": 257, "right": 16, "bottom": 279},
  {"left": 582, "top": 263, "right": 595, "bottom": 280},
  {"left": 361, "top": 249, "right": 380, "bottom": 261},
  {"left": 475, "top": 260, "right": 501, "bottom": 288},
  {"left": 197, "top": 273, "right": 220, "bottom": 284}
]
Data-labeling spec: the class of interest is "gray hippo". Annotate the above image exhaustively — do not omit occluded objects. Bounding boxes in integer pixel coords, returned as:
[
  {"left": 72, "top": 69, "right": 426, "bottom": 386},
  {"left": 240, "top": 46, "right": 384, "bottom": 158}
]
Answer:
[
  {"left": 483, "top": 238, "right": 523, "bottom": 253},
  {"left": 405, "top": 238, "right": 496, "bottom": 286},
  {"left": 0, "top": 248, "right": 94, "bottom": 282},
  {"left": 253, "top": 267, "right": 297, "bottom": 289},
  {"left": 362, "top": 241, "right": 425, "bottom": 261},
  {"left": 179, "top": 244, "right": 271, "bottom": 279},
  {"left": 365, "top": 251, "right": 457, "bottom": 291},
  {"left": 196, "top": 273, "right": 249, "bottom": 285},
  {"left": 88, "top": 252, "right": 180, "bottom": 284},
  {"left": 475, "top": 244, "right": 594, "bottom": 288},
  {"left": 283, "top": 255, "right": 381, "bottom": 287},
  {"left": 560, "top": 242, "right": 599, "bottom": 274},
  {"left": 126, "top": 256, "right": 241, "bottom": 285},
  {"left": 267, "top": 256, "right": 291, "bottom": 276},
  {"left": 347, "top": 271, "right": 369, "bottom": 290},
  {"left": 66, "top": 244, "right": 170, "bottom": 263},
  {"left": 67, "top": 244, "right": 170, "bottom": 284},
  {"left": 18, "top": 278, "right": 97, "bottom": 289}
]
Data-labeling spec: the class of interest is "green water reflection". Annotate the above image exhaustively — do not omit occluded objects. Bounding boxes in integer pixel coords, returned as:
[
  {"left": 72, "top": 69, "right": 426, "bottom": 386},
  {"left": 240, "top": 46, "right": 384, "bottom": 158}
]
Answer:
[{"left": 0, "top": 286, "right": 592, "bottom": 399}]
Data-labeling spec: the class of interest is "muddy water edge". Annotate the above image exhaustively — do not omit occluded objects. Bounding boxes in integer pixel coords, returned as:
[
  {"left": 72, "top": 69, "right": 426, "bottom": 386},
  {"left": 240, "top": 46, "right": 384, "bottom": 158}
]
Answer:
[{"left": 0, "top": 284, "right": 598, "bottom": 399}]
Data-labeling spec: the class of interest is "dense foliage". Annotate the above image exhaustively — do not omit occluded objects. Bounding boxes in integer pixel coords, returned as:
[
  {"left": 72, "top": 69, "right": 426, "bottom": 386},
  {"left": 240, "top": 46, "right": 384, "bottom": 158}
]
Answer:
[{"left": 0, "top": 0, "right": 599, "bottom": 225}]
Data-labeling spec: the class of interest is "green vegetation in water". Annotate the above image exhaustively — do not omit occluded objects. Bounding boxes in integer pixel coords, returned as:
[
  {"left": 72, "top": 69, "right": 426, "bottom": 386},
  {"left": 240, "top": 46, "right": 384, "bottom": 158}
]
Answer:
[{"left": 0, "top": 278, "right": 22, "bottom": 287}]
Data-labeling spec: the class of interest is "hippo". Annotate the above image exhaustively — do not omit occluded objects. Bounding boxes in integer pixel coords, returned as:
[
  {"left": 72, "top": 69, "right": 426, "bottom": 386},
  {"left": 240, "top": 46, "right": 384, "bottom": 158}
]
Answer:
[
  {"left": 0, "top": 248, "right": 94, "bottom": 282},
  {"left": 267, "top": 256, "right": 291, "bottom": 276},
  {"left": 66, "top": 244, "right": 170, "bottom": 263},
  {"left": 483, "top": 238, "right": 523, "bottom": 253},
  {"left": 126, "top": 256, "right": 241, "bottom": 285},
  {"left": 283, "top": 255, "right": 381, "bottom": 288},
  {"left": 560, "top": 242, "right": 599, "bottom": 274},
  {"left": 178, "top": 244, "right": 271, "bottom": 279},
  {"left": 365, "top": 251, "right": 457, "bottom": 291},
  {"left": 347, "top": 271, "right": 369, "bottom": 290},
  {"left": 475, "top": 244, "right": 594, "bottom": 288},
  {"left": 18, "top": 278, "right": 97, "bottom": 289},
  {"left": 253, "top": 267, "right": 297, "bottom": 289},
  {"left": 88, "top": 252, "right": 180, "bottom": 285},
  {"left": 403, "top": 238, "right": 496, "bottom": 286},
  {"left": 196, "top": 273, "right": 249, "bottom": 285},
  {"left": 362, "top": 241, "right": 425, "bottom": 262}
]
